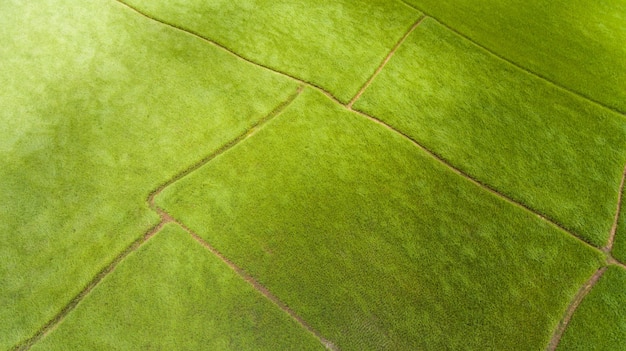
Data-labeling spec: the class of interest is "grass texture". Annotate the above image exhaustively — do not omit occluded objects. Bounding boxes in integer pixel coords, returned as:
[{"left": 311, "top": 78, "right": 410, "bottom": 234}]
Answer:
[
  {"left": 119, "top": 0, "right": 420, "bottom": 102},
  {"left": 32, "top": 223, "right": 324, "bottom": 351},
  {"left": 557, "top": 266, "right": 626, "bottom": 351},
  {"left": 156, "top": 88, "right": 604, "bottom": 350},
  {"left": 404, "top": 0, "right": 626, "bottom": 114},
  {"left": 0, "top": 0, "right": 297, "bottom": 347},
  {"left": 614, "top": 186, "right": 626, "bottom": 263},
  {"left": 354, "top": 18, "right": 626, "bottom": 247}
]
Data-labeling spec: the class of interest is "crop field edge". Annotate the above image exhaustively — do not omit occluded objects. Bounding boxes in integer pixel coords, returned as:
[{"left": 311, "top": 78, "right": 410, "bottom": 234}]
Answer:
[
  {"left": 397, "top": 0, "right": 626, "bottom": 119},
  {"left": 7, "top": 1, "right": 626, "bottom": 349}
]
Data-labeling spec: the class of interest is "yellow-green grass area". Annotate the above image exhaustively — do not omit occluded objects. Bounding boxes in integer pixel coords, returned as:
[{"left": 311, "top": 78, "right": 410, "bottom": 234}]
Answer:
[
  {"left": 557, "top": 266, "right": 626, "bottom": 350},
  {"left": 119, "top": 0, "right": 420, "bottom": 103},
  {"left": 353, "top": 18, "right": 626, "bottom": 247},
  {"left": 156, "top": 88, "right": 604, "bottom": 350},
  {"left": 404, "top": 0, "right": 626, "bottom": 114},
  {"left": 32, "top": 223, "right": 324, "bottom": 351},
  {"left": 0, "top": 0, "right": 298, "bottom": 348}
]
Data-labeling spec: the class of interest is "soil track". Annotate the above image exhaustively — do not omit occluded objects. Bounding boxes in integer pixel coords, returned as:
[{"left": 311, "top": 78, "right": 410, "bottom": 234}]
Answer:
[{"left": 546, "top": 267, "right": 608, "bottom": 351}]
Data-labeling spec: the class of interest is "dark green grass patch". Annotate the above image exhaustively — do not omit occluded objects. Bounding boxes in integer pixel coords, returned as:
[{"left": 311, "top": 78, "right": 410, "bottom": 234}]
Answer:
[
  {"left": 0, "top": 0, "right": 297, "bottom": 348},
  {"left": 404, "top": 0, "right": 626, "bottom": 113},
  {"left": 156, "top": 88, "right": 603, "bottom": 350},
  {"left": 120, "top": 0, "right": 420, "bottom": 102},
  {"left": 32, "top": 223, "right": 324, "bottom": 351},
  {"left": 354, "top": 18, "right": 626, "bottom": 247},
  {"left": 557, "top": 266, "right": 626, "bottom": 351}
]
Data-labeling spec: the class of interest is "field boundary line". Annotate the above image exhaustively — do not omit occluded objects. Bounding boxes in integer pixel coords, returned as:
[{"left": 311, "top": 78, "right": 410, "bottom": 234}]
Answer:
[
  {"left": 169, "top": 216, "right": 339, "bottom": 351},
  {"left": 12, "top": 217, "right": 171, "bottom": 351},
  {"left": 115, "top": 0, "right": 626, "bottom": 251},
  {"left": 347, "top": 15, "right": 426, "bottom": 108},
  {"left": 146, "top": 85, "right": 303, "bottom": 208},
  {"left": 398, "top": 0, "right": 626, "bottom": 118},
  {"left": 546, "top": 267, "right": 607, "bottom": 351},
  {"left": 605, "top": 164, "right": 626, "bottom": 251},
  {"left": 114, "top": 0, "right": 349, "bottom": 103},
  {"left": 15, "top": 84, "right": 303, "bottom": 351},
  {"left": 347, "top": 108, "right": 602, "bottom": 254}
]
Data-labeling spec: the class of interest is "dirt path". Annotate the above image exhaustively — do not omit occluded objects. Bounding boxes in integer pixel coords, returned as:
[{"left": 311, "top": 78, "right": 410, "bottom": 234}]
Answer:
[
  {"left": 347, "top": 15, "right": 426, "bottom": 108},
  {"left": 605, "top": 164, "right": 626, "bottom": 251},
  {"left": 172, "top": 216, "right": 339, "bottom": 351},
  {"left": 16, "top": 87, "right": 304, "bottom": 351},
  {"left": 397, "top": 0, "right": 626, "bottom": 118},
  {"left": 546, "top": 267, "right": 607, "bottom": 351},
  {"left": 13, "top": 217, "right": 170, "bottom": 351}
]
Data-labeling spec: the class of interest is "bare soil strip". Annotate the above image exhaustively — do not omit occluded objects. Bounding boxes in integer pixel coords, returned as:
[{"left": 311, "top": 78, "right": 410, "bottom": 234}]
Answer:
[
  {"left": 397, "top": 0, "right": 626, "bottom": 118},
  {"left": 172, "top": 217, "right": 339, "bottom": 351},
  {"left": 13, "top": 217, "right": 171, "bottom": 351},
  {"left": 605, "top": 164, "right": 626, "bottom": 251},
  {"left": 546, "top": 267, "right": 608, "bottom": 351},
  {"left": 147, "top": 85, "right": 304, "bottom": 208},
  {"left": 347, "top": 15, "right": 426, "bottom": 108}
]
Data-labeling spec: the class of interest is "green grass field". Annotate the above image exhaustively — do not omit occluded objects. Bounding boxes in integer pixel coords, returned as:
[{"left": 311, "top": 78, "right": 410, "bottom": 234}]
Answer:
[{"left": 2, "top": 0, "right": 625, "bottom": 350}]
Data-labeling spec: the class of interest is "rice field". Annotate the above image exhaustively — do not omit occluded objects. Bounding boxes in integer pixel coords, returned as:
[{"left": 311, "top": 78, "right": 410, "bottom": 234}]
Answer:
[{"left": 2, "top": 0, "right": 625, "bottom": 350}]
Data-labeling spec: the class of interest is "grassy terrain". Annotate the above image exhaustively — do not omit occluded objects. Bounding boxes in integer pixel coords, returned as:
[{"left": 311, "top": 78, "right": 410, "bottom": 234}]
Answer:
[
  {"left": 354, "top": 18, "right": 626, "bottom": 246},
  {"left": 404, "top": 0, "right": 626, "bottom": 114},
  {"left": 119, "top": 0, "right": 420, "bottom": 102},
  {"left": 614, "top": 189, "right": 626, "bottom": 262},
  {"left": 0, "top": 0, "right": 296, "bottom": 348},
  {"left": 557, "top": 266, "right": 626, "bottom": 350},
  {"left": 32, "top": 223, "right": 324, "bottom": 350},
  {"left": 156, "top": 88, "right": 604, "bottom": 350},
  {"left": 3, "top": 0, "right": 626, "bottom": 350}
]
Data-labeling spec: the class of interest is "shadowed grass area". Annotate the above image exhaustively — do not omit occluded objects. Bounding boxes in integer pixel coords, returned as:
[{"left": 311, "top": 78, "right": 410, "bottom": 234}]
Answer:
[
  {"left": 119, "top": 0, "right": 420, "bottom": 102},
  {"left": 354, "top": 18, "right": 626, "bottom": 247},
  {"left": 0, "top": 0, "right": 297, "bottom": 348},
  {"left": 557, "top": 266, "right": 626, "bottom": 351},
  {"left": 156, "top": 87, "right": 603, "bottom": 350},
  {"left": 32, "top": 223, "right": 325, "bottom": 351},
  {"left": 404, "top": 0, "right": 626, "bottom": 114}
]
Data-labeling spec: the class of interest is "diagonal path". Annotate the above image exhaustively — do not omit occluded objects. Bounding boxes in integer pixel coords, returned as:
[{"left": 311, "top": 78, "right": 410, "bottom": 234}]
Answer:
[
  {"left": 12, "top": 218, "right": 170, "bottom": 351},
  {"left": 114, "top": 0, "right": 621, "bottom": 258},
  {"left": 546, "top": 267, "right": 608, "bottom": 351},
  {"left": 169, "top": 215, "right": 339, "bottom": 351},
  {"left": 398, "top": 0, "right": 626, "bottom": 119},
  {"left": 545, "top": 163, "right": 626, "bottom": 350},
  {"left": 347, "top": 15, "right": 426, "bottom": 108},
  {"left": 16, "top": 86, "right": 305, "bottom": 351},
  {"left": 605, "top": 164, "right": 626, "bottom": 252}
]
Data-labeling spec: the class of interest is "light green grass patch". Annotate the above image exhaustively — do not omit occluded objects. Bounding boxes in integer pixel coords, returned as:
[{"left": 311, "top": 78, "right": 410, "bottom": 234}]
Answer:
[
  {"left": 404, "top": 0, "right": 626, "bottom": 113},
  {"left": 32, "top": 223, "right": 324, "bottom": 351},
  {"left": 557, "top": 266, "right": 626, "bottom": 351},
  {"left": 120, "top": 0, "right": 420, "bottom": 102},
  {"left": 156, "top": 87, "right": 604, "bottom": 350},
  {"left": 354, "top": 18, "right": 626, "bottom": 247},
  {"left": 0, "top": 0, "right": 297, "bottom": 348}
]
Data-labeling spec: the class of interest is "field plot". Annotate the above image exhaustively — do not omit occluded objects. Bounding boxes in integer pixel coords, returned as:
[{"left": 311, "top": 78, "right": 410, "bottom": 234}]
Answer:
[
  {"left": 354, "top": 18, "right": 626, "bottom": 247},
  {"left": 557, "top": 266, "right": 626, "bottom": 351},
  {"left": 156, "top": 88, "right": 603, "bottom": 350},
  {"left": 2, "top": 0, "right": 626, "bottom": 350},
  {"left": 119, "top": 0, "right": 420, "bottom": 102},
  {"left": 0, "top": 0, "right": 296, "bottom": 348},
  {"left": 403, "top": 0, "right": 626, "bottom": 114},
  {"left": 32, "top": 224, "right": 324, "bottom": 351}
]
